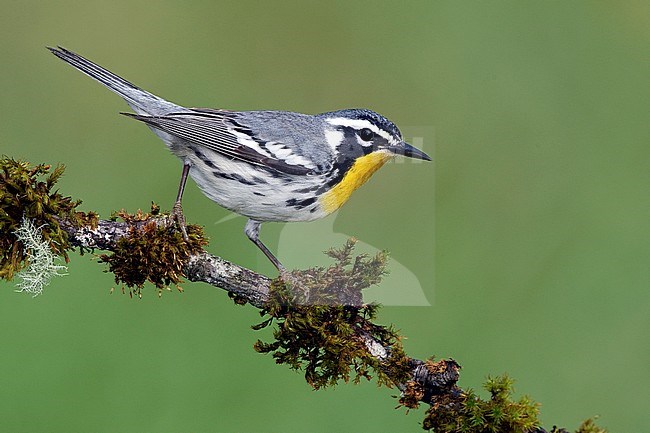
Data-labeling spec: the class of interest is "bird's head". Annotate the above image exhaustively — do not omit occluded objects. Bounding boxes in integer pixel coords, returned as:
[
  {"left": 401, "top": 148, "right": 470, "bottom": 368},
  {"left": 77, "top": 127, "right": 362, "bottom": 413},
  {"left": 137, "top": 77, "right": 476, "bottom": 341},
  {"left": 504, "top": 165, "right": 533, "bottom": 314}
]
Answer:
[
  {"left": 316, "top": 109, "right": 431, "bottom": 214},
  {"left": 318, "top": 108, "right": 431, "bottom": 162}
]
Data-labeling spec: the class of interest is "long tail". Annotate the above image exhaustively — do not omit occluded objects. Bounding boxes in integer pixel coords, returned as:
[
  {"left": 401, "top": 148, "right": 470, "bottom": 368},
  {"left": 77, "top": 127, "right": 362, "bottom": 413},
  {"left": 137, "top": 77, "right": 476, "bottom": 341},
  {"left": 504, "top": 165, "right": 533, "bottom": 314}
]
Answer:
[{"left": 48, "top": 46, "right": 183, "bottom": 116}]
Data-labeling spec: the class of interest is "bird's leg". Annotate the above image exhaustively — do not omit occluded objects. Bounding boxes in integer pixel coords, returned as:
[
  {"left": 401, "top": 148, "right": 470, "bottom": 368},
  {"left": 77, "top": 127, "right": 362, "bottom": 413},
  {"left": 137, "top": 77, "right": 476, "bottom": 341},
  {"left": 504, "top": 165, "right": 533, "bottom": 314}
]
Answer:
[
  {"left": 172, "top": 163, "right": 191, "bottom": 241},
  {"left": 244, "top": 219, "right": 285, "bottom": 273}
]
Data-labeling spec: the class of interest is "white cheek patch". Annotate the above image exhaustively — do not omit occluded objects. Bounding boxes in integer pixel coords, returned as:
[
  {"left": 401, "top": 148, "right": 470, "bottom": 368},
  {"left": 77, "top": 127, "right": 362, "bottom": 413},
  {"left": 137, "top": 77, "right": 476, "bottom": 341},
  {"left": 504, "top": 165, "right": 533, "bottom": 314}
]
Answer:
[
  {"left": 325, "top": 117, "right": 400, "bottom": 146},
  {"left": 324, "top": 128, "right": 344, "bottom": 151}
]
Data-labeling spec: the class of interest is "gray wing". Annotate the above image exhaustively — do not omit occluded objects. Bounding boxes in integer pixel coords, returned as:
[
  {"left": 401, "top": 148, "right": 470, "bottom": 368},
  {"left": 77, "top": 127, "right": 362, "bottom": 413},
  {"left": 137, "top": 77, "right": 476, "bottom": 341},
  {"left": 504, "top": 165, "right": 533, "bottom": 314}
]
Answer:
[{"left": 123, "top": 109, "right": 322, "bottom": 175}]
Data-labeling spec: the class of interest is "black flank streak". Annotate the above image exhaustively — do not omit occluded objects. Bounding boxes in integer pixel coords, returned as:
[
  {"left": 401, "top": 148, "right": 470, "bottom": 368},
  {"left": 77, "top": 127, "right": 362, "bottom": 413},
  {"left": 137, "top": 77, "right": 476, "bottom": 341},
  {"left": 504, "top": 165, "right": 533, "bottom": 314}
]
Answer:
[
  {"left": 212, "top": 171, "right": 256, "bottom": 186},
  {"left": 194, "top": 149, "right": 217, "bottom": 169},
  {"left": 286, "top": 197, "right": 317, "bottom": 209},
  {"left": 293, "top": 186, "right": 319, "bottom": 194}
]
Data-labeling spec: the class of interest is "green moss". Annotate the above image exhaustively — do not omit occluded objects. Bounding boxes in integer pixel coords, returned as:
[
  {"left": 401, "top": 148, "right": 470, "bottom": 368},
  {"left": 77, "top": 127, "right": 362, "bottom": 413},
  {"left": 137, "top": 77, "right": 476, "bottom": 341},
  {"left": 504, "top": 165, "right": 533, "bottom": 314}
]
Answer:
[
  {"left": 0, "top": 158, "right": 87, "bottom": 281},
  {"left": 420, "top": 375, "right": 607, "bottom": 432},
  {"left": 400, "top": 380, "right": 426, "bottom": 410},
  {"left": 422, "top": 374, "right": 540, "bottom": 432},
  {"left": 546, "top": 418, "right": 607, "bottom": 433},
  {"left": 253, "top": 239, "right": 412, "bottom": 389},
  {"left": 573, "top": 418, "right": 607, "bottom": 433},
  {"left": 99, "top": 206, "right": 208, "bottom": 298}
]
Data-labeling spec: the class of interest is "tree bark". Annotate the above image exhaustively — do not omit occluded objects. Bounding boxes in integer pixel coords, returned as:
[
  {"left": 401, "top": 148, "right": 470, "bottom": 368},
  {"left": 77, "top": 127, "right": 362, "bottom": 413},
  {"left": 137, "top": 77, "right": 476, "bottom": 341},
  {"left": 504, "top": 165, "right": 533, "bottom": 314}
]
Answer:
[{"left": 59, "top": 216, "right": 460, "bottom": 399}]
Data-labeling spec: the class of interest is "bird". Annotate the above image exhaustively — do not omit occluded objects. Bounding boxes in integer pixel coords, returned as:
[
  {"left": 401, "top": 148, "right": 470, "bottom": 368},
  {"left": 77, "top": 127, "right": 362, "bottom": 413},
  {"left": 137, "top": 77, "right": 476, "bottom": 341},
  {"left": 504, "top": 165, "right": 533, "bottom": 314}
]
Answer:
[{"left": 48, "top": 46, "right": 431, "bottom": 272}]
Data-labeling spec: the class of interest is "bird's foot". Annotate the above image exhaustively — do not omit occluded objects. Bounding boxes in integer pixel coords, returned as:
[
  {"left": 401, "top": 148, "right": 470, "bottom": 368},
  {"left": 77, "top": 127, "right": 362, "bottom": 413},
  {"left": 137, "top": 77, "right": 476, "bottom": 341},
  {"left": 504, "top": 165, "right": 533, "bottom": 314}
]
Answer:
[
  {"left": 171, "top": 201, "right": 189, "bottom": 241},
  {"left": 277, "top": 268, "right": 314, "bottom": 304},
  {"left": 278, "top": 267, "right": 292, "bottom": 282}
]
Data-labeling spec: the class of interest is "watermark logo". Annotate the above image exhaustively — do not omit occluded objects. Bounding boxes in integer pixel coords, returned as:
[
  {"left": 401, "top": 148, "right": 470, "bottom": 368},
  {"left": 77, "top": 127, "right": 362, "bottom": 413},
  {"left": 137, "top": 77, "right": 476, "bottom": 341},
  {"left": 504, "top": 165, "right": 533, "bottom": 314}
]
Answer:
[
  {"left": 215, "top": 127, "right": 435, "bottom": 306},
  {"left": 276, "top": 212, "right": 432, "bottom": 306}
]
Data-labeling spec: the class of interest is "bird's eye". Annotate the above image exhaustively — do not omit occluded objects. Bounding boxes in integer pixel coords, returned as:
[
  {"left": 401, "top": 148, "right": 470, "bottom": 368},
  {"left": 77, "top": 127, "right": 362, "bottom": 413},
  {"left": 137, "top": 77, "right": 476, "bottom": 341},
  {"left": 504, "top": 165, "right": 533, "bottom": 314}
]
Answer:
[{"left": 359, "top": 128, "right": 374, "bottom": 142}]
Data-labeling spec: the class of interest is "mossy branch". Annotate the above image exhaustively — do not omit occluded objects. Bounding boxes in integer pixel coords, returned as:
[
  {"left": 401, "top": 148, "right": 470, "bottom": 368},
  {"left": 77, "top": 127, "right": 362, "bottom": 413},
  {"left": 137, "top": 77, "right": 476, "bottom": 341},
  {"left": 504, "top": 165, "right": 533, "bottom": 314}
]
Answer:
[{"left": 0, "top": 158, "right": 606, "bottom": 433}]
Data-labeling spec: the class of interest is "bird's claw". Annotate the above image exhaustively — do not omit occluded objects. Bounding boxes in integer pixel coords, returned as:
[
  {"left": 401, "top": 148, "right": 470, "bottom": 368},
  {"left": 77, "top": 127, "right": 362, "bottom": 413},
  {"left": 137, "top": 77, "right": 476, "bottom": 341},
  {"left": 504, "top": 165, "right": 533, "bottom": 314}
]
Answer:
[{"left": 171, "top": 201, "right": 189, "bottom": 241}]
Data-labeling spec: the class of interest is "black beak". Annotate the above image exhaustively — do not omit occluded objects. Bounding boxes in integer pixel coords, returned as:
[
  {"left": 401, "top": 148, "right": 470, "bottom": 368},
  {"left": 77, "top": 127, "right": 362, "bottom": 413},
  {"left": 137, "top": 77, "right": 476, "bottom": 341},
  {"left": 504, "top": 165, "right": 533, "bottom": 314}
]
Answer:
[{"left": 387, "top": 141, "right": 432, "bottom": 161}]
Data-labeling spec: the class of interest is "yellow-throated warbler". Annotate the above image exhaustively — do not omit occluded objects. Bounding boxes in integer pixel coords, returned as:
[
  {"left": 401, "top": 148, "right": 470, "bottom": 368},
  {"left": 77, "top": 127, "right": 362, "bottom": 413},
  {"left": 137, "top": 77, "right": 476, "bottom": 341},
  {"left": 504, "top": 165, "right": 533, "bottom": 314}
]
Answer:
[{"left": 49, "top": 47, "right": 431, "bottom": 271}]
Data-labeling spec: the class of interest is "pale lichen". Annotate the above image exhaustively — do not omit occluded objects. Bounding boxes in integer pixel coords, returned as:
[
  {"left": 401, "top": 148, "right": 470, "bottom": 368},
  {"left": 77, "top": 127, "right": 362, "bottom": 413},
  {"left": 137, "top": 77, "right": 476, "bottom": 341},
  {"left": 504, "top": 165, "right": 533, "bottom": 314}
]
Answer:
[{"left": 14, "top": 217, "right": 67, "bottom": 296}]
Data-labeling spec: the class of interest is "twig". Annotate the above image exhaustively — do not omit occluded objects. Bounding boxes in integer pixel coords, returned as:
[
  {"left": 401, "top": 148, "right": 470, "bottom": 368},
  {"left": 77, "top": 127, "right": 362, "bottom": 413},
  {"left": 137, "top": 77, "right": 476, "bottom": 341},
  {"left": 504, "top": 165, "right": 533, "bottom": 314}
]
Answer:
[{"left": 58, "top": 215, "right": 460, "bottom": 400}]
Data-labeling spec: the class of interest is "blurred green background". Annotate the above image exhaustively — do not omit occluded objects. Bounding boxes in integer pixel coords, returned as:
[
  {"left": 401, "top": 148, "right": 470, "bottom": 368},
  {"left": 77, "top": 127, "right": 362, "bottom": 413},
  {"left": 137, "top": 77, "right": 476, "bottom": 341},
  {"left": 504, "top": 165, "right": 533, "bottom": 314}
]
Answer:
[{"left": 1, "top": 1, "right": 648, "bottom": 431}]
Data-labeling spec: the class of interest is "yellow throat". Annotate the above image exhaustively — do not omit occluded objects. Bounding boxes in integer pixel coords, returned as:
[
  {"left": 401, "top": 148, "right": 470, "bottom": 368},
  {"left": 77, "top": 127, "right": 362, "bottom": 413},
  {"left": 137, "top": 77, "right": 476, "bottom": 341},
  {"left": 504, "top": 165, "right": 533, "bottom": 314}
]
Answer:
[{"left": 320, "top": 151, "right": 394, "bottom": 214}]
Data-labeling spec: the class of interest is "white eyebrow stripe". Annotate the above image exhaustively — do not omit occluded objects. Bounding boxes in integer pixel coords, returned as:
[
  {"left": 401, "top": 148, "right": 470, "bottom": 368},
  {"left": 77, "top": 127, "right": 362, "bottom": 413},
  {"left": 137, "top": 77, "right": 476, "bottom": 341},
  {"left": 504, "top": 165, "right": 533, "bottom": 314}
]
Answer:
[
  {"left": 325, "top": 117, "right": 399, "bottom": 145},
  {"left": 325, "top": 117, "right": 381, "bottom": 134}
]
